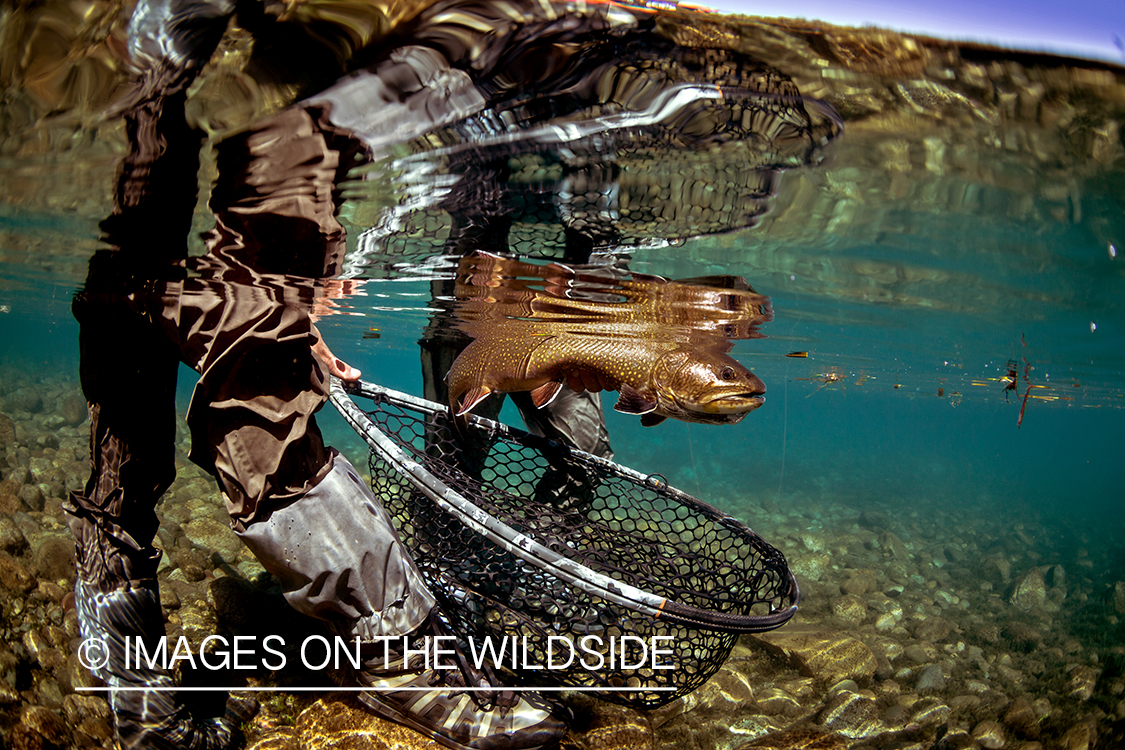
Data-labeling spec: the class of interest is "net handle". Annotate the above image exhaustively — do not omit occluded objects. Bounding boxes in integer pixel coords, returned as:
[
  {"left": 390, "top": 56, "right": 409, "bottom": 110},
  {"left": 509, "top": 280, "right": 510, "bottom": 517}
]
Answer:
[{"left": 330, "top": 377, "right": 799, "bottom": 633}]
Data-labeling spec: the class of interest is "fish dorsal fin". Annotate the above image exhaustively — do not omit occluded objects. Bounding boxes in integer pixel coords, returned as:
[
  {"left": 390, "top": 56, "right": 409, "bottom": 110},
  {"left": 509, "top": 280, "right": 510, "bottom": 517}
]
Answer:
[
  {"left": 614, "top": 384, "right": 658, "bottom": 415},
  {"left": 530, "top": 381, "right": 564, "bottom": 409},
  {"left": 456, "top": 386, "right": 492, "bottom": 416},
  {"left": 640, "top": 413, "right": 667, "bottom": 427}
]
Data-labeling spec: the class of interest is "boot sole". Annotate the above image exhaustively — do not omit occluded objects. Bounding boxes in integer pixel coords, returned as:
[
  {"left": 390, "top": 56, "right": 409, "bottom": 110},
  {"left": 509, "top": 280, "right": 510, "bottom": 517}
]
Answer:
[{"left": 353, "top": 689, "right": 562, "bottom": 750}]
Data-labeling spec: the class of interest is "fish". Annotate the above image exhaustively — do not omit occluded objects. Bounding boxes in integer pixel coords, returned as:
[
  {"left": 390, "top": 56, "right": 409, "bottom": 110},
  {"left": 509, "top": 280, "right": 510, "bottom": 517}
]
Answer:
[
  {"left": 448, "top": 330, "right": 766, "bottom": 427},
  {"left": 447, "top": 252, "right": 769, "bottom": 426}
]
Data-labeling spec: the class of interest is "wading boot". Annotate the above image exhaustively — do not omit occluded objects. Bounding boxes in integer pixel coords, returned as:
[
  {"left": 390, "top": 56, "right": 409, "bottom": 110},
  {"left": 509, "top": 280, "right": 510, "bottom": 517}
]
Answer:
[
  {"left": 354, "top": 612, "right": 567, "bottom": 750},
  {"left": 69, "top": 549, "right": 257, "bottom": 749}
]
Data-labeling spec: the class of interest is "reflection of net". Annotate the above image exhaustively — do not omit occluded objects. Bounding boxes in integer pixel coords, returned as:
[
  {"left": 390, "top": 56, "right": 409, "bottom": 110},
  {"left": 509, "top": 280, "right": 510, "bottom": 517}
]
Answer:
[{"left": 333, "top": 380, "right": 798, "bottom": 709}]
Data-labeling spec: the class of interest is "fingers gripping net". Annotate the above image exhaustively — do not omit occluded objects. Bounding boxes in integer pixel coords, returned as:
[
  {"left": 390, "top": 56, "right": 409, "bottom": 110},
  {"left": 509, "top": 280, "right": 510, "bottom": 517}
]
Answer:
[{"left": 331, "top": 379, "right": 799, "bottom": 709}]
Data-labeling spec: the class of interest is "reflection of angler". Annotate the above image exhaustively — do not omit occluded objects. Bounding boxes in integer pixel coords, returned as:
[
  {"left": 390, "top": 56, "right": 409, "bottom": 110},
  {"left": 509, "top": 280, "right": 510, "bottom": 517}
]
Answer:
[{"left": 350, "top": 39, "right": 842, "bottom": 272}]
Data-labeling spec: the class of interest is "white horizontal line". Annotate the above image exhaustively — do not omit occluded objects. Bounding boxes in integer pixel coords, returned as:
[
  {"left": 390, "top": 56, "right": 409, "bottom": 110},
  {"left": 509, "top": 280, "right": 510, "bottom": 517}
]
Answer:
[{"left": 76, "top": 686, "right": 675, "bottom": 693}]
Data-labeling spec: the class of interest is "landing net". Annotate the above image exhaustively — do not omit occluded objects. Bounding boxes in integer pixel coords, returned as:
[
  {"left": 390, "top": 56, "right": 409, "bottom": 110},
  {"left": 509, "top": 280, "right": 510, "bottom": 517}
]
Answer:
[{"left": 330, "top": 378, "right": 799, "bottom": 708}]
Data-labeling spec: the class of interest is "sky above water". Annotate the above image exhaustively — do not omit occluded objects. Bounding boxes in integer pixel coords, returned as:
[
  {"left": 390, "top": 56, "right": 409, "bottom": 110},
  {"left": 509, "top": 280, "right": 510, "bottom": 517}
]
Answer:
[{"left": 712, "top": 0, "right": 1125, "bottom": 63}]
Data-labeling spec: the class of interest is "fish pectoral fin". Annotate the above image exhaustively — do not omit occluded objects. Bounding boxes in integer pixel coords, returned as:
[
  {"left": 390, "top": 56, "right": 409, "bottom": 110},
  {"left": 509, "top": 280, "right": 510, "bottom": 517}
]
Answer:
[
  {"left": 640, "top": 413, "right": 667, "bottom": 427},
  {"left": 456, "top": 386, "right": 492, "bottom": 416},
  {"left": 530, "top": 381, "right": 564, "bottom": 409},
  {"left": 613, "top": 385, "right": 658, "bottom": 415}
]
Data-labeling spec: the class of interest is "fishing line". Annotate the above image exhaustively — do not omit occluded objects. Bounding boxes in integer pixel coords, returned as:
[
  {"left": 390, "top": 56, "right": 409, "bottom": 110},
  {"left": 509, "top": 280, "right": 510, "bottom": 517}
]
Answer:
[
  {"left": 776, "top": 360, "right": 788, "bottom": 504},
  {"left": 687, "top": 423, "right": 702, "bottom": 498},
  {"left": 775, "top": 275, "right": 801, "bottom": 504}
]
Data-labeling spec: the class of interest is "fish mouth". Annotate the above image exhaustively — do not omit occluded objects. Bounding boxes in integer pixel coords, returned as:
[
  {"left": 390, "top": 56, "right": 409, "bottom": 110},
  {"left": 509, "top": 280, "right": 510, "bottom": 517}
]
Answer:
[{"left": 703, "top": 391, "right": 766, "bottom": 413}]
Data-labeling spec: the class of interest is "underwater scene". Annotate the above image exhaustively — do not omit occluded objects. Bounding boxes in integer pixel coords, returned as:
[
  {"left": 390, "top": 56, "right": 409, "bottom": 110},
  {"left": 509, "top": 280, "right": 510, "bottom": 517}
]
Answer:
[{"left": 1, "top": 1, "right": 1124, "bottom": 749}]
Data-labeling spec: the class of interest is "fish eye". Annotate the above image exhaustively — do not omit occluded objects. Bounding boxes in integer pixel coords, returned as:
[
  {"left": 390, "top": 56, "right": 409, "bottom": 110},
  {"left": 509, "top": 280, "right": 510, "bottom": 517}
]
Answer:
[{"left": 720, "top": 367, "right": 736, "bottom": 381}]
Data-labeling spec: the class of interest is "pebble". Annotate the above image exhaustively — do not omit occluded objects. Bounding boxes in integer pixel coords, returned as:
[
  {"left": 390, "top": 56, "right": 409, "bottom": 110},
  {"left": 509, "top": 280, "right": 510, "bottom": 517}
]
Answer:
[
  {"left": 160, "top": 586, "right": 182, "bottom": 610},
  {"left": 791, "top": 552, "right": 830, "bottom": 582},
  {"left": 1008, "top": 568, "right": 1047, "bottom": 611},
  {"left": 183, "top": 517, "right": 242, "bottom": 564},
  {"left": 1002, "top": 695, "right": 1040, "bottom": 739},
  {"left": 20, "top": 705, "right": 69, "bottom": 746},
  {"left": 1058, "top": 717, "right": 1098, "bottom": 750},
  {"left": 817, "top": 690, "right": 881, "bottom": 739},
  {"left": 915, "top": 663, "right": 946, "bottom": 693},
  {"left": 840, "top": 569, "right": 877, "bottom": 596},
  {"left": 911, "top": 698, "right": 950, "bottom": 727},
  {"left": 1065, "top": 665, "right": 1099, "bottom": 701},
  {"left": 755, "top": 687, "right": 802, "bottom": 716},
  {"left": 0, "top": 515, "right": 29, "bottom": 555},
  {"left": 831, "top": 595, "right": 867, "bottom": 625},
  {"left": 17, "top": 484, "right": 44, "bottom": 511},
  {"left": 1002, "top": 621, "right": 1043, "bottom": 652},
  {"left": 751, "top": 626, "right": 877, "bottom": 684},
  {"left": 972, "top": 719, "right": 1007, "bottom": 749},
  {"left": 0, "top": 551, "right": 35, "bottom": 593},
  {"left": 879, "top": 531, "right": 909, "bottom": 561},
  {"left": 874, "top": 612, "right": 897, "bottom": 631},
  {"left": 32, "top": 536, "right": 75, "bottom": 583},
  {"left": 914, "top": 616, "right": 952, "bottom": 642}
]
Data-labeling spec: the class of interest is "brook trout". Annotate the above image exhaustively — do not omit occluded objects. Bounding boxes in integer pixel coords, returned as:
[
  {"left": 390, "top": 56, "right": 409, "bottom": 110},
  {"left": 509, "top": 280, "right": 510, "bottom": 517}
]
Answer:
[{"left": 447, "top": 252, "right": 770, "bottom": 426}]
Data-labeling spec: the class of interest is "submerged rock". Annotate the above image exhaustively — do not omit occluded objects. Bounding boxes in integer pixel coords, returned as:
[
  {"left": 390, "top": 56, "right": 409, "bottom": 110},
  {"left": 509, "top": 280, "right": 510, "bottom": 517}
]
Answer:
[
  {"left": 1001, "top": 621, "right": 1043, "bottom": 652},
  {"left": 18, "top": 705, "right": 70, "bottom": 747},
  {"left": 1058, "top": 716, "right": 1098, "bottom": 750},
  {"left": 1065, "top": 665, "right": 1100, "bottom": 701},
  {"left": 244, "top": 695, "right": 456, "bottom": 749},
  {"left": 183, "top": 516, "right": 242, "bottom": 564},
  {"left": 878, "top": 532, "right": 909, "bottom": 562},
  {"left": 857, "top": 509, "right": 891, "bottom": 530},
  {"left": 839, "top": 569, "right": 877, "bottom": 596},
  {"left": 971, "top": 719, "right": 1006, "bottom": 749},
  {"left": 983, "top": 556, "right": 1012, "bottom": 583},
  {"left": 57, "top": 392, "right": 87, "bottom": 426},
  {"left": 751, "top": 626, "right": 877, "bottom": 684},
  {"left": 18, "top": 483, "right": 44, "bottom": 512},
  {"left": 914, "top": 616, "right": 953, "bottom": 643},
  {"left": 1002, "top": 695, "right": 1040, "bottom": 739},
  {"left": 0, "top": 551, "right": 35, "bottom": 593},
  {"left": 0, "top": 414, "right": 16, "bottom": 447},
  {"left": 0, "top": 515, "right": 29, "bottom": 555},
  {"left": 915, "top": 664, "right": 946, "bottom": 693},
  {"left": 733, "top": 729, "right": 845, "bottom": 750},
  {"left": 817, "top": 690, "right": 880, "bottom": 739},
  {"left": 791, "top": 553, "right": 830, "bottom": 582},
  {"left": 755, "top": 687, "right": 802, "bottom": 717},
  {"left": 33, "top": 535, "right": 75, "bottom": 584},
  {"left": 830, "top": 595, "right": 867, "bottom": 626},
  {"left": 1008, "top": 568, "right": 1047, "bottom": 610},
  {"left": 573, "top": 701, "right": 652, "bottom": 750}
]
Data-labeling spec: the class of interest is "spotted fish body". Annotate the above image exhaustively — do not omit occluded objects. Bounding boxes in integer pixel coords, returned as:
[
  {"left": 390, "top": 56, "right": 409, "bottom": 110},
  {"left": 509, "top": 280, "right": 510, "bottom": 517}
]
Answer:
[
  {"left": 447, "top": 253, "right": 769, "bottom": 426},
  {"left": 448, "top": 325, "right": 765, "bottom": 426}
]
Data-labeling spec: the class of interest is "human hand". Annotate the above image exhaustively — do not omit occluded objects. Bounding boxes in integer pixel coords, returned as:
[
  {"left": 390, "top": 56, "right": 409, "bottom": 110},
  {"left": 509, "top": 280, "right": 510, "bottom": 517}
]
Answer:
[{"left": 312, "top": 334, "right": 361, "bottom": 381}]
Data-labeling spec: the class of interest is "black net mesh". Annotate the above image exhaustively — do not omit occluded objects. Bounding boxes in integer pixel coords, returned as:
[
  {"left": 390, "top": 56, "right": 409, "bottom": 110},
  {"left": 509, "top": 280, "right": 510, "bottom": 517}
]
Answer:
[{"left": 336, "top": 380, "right": 797, "bottom": 709}]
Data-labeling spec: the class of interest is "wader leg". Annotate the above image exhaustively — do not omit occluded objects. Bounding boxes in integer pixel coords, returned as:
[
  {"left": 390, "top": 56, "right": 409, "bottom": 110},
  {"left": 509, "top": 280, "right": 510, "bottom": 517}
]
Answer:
[
  {"left": 512, "top": 388, "right": 614, "bottom": 509},
  {"left": 66, "top": 285, "right": 253, "bottom": 749},
  {"left": 235, "top": 451, "right": 437, "bottom": 641}
]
